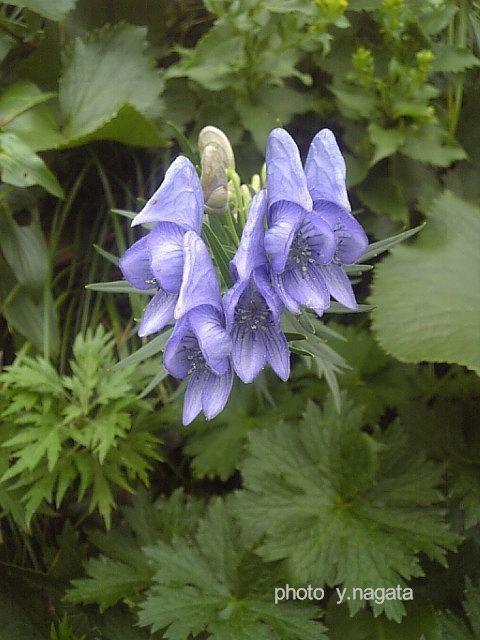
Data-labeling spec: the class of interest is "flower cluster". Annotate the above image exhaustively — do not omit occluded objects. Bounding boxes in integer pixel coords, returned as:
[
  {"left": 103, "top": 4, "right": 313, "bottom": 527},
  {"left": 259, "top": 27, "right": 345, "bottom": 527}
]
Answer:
[{"left": 119, "top": 128, "right": 368, "bottom": 425}]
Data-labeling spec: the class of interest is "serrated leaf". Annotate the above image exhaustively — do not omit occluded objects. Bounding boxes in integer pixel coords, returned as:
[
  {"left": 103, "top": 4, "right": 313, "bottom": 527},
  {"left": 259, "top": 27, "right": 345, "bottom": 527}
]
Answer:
[
  {"left": 370, "top": 192, "right": 480, "bottom": 374},
  {"left": 138, "top": 498, "right": 326, "bottom": 639},
  {"left": 235, "top": 397, "right": 459, "bottom": 621},
  {"left": 401, "top": 124, "right": 466, "bottom": 167},
  {"left": 368, "top": 123, "right": 405, "bottom": 165},
  {"left": 59, "top": 24, "right": 164, "bottom": 146}
]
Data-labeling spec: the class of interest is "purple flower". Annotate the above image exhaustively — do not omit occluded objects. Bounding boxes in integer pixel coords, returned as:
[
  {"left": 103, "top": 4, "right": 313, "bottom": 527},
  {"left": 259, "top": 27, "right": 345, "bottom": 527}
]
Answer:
[
  {"left": 265, "top": 128, "right": 368, "bottom": 313},
  {"left": 305, "top": 129, "right": 369, "bottom": 307},
  {"left": 119, "top": 157, "right": 204, "bottom": 337},
  {"left": 225, "top": 190, "right": 290, "bottom": 383},
  {"left": 164, "top": 231, "right": 232, "bottom": 425},
  {"left": 164, "top": 307, "right": 233, "bottom": 425}
]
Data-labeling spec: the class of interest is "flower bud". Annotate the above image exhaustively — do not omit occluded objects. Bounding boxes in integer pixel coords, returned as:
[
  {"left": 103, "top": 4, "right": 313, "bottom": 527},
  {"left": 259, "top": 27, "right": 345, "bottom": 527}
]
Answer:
[{"left": 198, "top": 126, "right": 235, "bottom": 214}]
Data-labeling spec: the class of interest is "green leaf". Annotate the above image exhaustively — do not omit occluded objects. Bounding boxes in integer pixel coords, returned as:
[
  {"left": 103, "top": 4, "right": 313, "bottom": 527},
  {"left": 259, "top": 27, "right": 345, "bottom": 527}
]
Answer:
[
  {"left": 113, "top": 329, "right": 172, "bottom": 371},
  {"left": 438, "top": 580, "right": 480, "bottom": 639},
  {"left": 58, "top": 24, "right": 164, "bottom": 147},
  {"left": 202, "top": 223, "right": 233, "bottom": 288},
  {"left": 66, "top": 491, "right": 204, "bottom": 609},
  {"left": 431, "top": 44, "right": 480, "bottom": 73},
  {"left": 0, "top": 132, "right": 63, "bottom": 197},
  {"left": 67, "top": 556, "right": 153, "bottom": 612},
  {"left": 0, "top": 211, "right": 49, "bottom": 292},
  {"left": 401, "top": 124, "right": 466, "bottom": 167},
  {"left": 182, "top": 382, "right": 308, "bottom": 480},
  {"left": 85, "top": 280, "right": 152, "bottom": 294},
  {"left": 9, "top": 0, "right": 77, "bottom": 20},
  {"left": 367, "top": 123, "right": 405, "bottom": 165},
  {"left": 370, "top": 191, "right": 480, "bottom": 374},
  {"left": 235, "top": 397, "right": 459, "bottom": 621},
  {"left": 358, "top": 175, "right": 409, "bottom": 222},
  {"left": 3, "top": 102, "right": 65, "bottom": 151},
  {"left": 360, "top": 224, "right": 425, "bottom": 261},
  {"left": 62, "top": 103, "right": 167, "bottom": 149},
  {"left": 0, "top": 81, "right": 55, "bottom": 126},
  {"left": 326, "top": 599, "right": 442, "bottom": 639},
  {"left": 138, "top": 498, "right": 326, "bottom": 639}
]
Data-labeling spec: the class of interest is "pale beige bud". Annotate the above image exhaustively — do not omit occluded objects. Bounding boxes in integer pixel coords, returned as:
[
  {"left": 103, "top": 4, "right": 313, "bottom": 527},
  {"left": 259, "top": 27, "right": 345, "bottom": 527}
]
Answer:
[{"left": 198, "top": 126, "right": 235, "bottom": 214}]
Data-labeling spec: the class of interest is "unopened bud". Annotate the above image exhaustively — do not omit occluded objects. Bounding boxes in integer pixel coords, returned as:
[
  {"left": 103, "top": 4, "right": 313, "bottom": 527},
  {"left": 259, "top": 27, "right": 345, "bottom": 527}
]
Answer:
[
  {"left": 251, "top": 174, "right": 261, "bottom": 193},
  {"left": 198, "top": 126, "right": 235, "bottom": 214}
]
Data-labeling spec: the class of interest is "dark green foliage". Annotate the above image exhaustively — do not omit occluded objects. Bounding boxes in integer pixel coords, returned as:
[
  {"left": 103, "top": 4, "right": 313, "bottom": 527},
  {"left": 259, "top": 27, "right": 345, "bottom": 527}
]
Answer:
[
  {"left": 138, "top": 498, "right": 327, "bottom": 640},
  {"left": 235, "top": 397, "right": 460, "bottom": 621},
  {"left": 0, "top": 0, "right": 479, "bottom": 637}
]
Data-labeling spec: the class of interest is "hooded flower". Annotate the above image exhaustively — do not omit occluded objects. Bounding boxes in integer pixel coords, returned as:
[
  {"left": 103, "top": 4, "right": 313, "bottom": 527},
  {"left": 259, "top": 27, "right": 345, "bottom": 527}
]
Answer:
[
  {"left": 163, "top": 231, "right": 233, "bottom": 425},
  {"left": 225, "top": 190, "right": 290, "bottom": 383},
  {"left": 264, "top": 128, "right": 367, "bottom": 313},
  {"left": 304, "top": 128, "right": 369, "bottom": 308},
  {"left": 119, "top": 157, "right": 204, "bottom": 337}
]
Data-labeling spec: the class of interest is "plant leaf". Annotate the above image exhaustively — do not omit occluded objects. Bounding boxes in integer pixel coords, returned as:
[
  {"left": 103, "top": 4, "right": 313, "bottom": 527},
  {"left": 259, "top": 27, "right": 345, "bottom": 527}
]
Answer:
[{"left": 370, "top": 191, "right": 480, "bottom": 374}]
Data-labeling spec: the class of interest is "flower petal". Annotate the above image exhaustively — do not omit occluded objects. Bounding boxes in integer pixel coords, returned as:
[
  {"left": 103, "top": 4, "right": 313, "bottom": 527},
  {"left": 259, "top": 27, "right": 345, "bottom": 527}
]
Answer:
[
  {"left": 252, "top": 266, "right": 283, "bottom": 321},
  {"left": 223, "top": 277, "right": 249, "bottom": 329},
  {"left": 201, "top": 366, "right": 234, "bottom": 420},
  {"left": 231, "top": 322, "right": 266, "bottom": 383},
  {"left": 175, "top": 231, "right": 223, "bottom": 319},
  {"left": 131, "top": 156, "right": 203, "bottom": 232},
  {"left": 301, "top": 214, "right": 336, "bottom": 265},
  {"left": 305, "top": 128, "right": 350, "bottom": 212},
  {"left": 118, "top": 235, "right": 154, "bottom": 290},
  {"left": 163, "top": 316, "right": 192, "bottom": 379},
  {"left": 188, "top": 305, "right": 231, "bottom": 375},
  {"left": 183, "top": 369, "right": 208, "bottom": 425},
  {"left": 315, "top": 203, "right": 368, "bottom": 264},
  {"left": 138, "top": 289, "right": 177, "bottom": 337},
  {"left": 264, "top": 326, "right": 290, "bottom": 381},
  {"left": 230, "top": 189, "right": 268, "bottom": 280},
  {"left": 148, "top": 222, "right": 185, "bottom": 293},
  {"left": 271, "top": 271, "right": 301, "bottom": 315},
  {"left": 276, "top": 266, "right": 330, "bottom": 316},
  {"left": 266, "top": 128, "right": 312, "bottom": 212},
  {"left": 264, "top": 201, "right": 303, "bottom": 273},
  {"left": 319, "top": 262, "right": 357, "bottom": 309}
]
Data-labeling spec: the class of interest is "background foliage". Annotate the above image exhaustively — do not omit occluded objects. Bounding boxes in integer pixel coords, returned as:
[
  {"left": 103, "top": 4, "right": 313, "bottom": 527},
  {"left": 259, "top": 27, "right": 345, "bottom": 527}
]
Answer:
[{"left": 0, "top": 0, "right": 479, "bottom": 638}]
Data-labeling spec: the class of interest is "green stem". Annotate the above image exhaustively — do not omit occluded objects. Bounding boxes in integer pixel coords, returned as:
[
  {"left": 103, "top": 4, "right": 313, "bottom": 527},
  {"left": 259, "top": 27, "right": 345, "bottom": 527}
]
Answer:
[{"left": 225, "top": 206, "right": 240, "bottom": 246}]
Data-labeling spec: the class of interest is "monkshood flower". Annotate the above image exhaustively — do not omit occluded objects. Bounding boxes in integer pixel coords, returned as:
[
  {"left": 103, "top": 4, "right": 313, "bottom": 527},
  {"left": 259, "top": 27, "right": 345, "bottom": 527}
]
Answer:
[
  {"left": 265, "top": 128, "right": 368, "bottom": 313},
  {"left": 225, "top": 190, "right": 290, "bottom": 383},
  {"left": 119, "top": 156, "right": 204, "bottom": 337},
  {"left": 164, "top": 231, "right": 233, "bottom": 425}
]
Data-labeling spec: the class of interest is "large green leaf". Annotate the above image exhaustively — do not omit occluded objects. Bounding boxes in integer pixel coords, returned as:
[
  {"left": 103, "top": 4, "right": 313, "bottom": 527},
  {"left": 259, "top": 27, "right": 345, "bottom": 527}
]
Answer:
[
  {"left": 370, "top": 191, "right": 480, "bottom": 375},
  {"left": 0, "top": 132, "right": 63, "bottom": 197},
  {"left": 9, "top": 0, "right": 77, "bottom": 21},
  {"left": 58, "top": 23, "right": 165, "bottom": 147},
  {"left": 0, "top": 211, "right": 49, "bottom": 292},
  {"left": 235, "top": 397, "right": 459, "bottom": 621},
  {"left": 0, "top": 81, "right": 55, "bottom": 126}
]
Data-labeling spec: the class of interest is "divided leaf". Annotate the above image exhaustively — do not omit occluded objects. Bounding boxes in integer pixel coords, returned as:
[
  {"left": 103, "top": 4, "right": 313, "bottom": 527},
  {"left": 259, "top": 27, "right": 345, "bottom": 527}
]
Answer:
[
  {"left": 138, "top": 498, "right": 326, "bottom": 640},
  {"left": 235, "top": 397, "right": 460, "bottom": 621}
]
